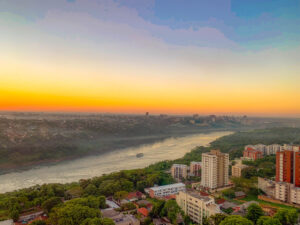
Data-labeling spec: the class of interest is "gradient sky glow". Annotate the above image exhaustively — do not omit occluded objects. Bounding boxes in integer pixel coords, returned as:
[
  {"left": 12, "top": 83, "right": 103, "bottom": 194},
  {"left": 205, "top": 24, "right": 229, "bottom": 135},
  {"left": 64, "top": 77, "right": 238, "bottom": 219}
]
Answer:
[{"left": 0, "top": 0, "right": 300, "bottom": 116}]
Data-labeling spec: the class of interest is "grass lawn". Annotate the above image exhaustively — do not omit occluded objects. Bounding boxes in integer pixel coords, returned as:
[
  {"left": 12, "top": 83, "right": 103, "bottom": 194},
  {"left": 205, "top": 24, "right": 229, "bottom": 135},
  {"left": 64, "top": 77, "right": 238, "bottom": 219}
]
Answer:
[{"left": 240, "top": 195, "right": 299, "bottom": 210}]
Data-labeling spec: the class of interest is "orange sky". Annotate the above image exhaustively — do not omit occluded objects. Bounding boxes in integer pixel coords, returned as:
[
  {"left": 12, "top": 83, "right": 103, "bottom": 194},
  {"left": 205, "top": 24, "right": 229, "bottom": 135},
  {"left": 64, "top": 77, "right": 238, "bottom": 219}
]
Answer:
[{"left": 1, "top": 3, "right": 300, "bottom": 117}]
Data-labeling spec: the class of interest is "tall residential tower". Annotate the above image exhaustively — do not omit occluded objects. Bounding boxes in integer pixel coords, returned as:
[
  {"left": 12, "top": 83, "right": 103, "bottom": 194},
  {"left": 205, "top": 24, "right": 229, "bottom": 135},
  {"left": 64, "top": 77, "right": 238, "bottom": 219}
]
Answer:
[{"left": 201, "top": 150, "right": 229, "bottom": 189}]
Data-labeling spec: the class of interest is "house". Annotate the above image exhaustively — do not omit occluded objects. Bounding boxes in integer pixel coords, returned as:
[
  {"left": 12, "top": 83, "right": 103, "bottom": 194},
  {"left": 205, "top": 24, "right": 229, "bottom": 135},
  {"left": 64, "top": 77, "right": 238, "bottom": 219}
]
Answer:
[
  {"left": 152, "top": 218, "right": 172, "bottom": 225},
  {"left": 234, "top": 191, "right": 246, "bottom": 199},
  {"left": 126, "top": 191, "right": 145, "bottom": 202},
  {"left": 232, "top": 201, "right": 259, "bottom": 216},
  {"left": 220, "top": 201, "right": 238, "bottom": 210},
  {"left": 135, "top": 200, "right": 153, "bottom": 211},
  {"left": 137, "top": 207, "right": 149, "bottom": 217},
  {"left": 216, "top": 199, "right": 226, "bottom": 205},
  {"left": 15, "top": 211, "right": 45, "bottom": 225},
  {"left": 101, "top": 209, "right": 140, "bottom": 225},
  {"left": 106, "top": 199, "right": 120, "bottom": 209}
]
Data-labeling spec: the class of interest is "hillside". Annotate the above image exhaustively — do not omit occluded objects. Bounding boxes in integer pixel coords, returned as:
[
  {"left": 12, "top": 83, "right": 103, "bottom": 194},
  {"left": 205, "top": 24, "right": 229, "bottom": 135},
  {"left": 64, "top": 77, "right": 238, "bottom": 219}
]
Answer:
[{"left": 0, "top": 112, "right": 255, "bottom": 173}]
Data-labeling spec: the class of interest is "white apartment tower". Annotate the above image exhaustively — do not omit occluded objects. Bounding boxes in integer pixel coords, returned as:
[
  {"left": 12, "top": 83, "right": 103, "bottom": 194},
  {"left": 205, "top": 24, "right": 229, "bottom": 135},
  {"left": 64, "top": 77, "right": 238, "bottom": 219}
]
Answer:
[{"left": 201, "top": 150, "right": 229, "bottom": 189}]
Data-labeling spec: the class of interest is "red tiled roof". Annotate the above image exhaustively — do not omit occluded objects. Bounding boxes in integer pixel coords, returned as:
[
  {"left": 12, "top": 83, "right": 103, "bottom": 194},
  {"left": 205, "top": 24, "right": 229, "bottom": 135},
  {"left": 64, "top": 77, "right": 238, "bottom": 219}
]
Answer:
[
  {"left": 164, "top": 194, "right": 176, "bottom": 200},
  {"left": 216, "top": 199, "right": 226, "bottom": 204},
  {"left": 138, "top": 207, "right": 149, "bottom": 217},
  {"left": 200, "top": 191, "right": 209, "bottom": 196},
  {"left": 127, "top": 191, "right": 143, "bottom": 199}
]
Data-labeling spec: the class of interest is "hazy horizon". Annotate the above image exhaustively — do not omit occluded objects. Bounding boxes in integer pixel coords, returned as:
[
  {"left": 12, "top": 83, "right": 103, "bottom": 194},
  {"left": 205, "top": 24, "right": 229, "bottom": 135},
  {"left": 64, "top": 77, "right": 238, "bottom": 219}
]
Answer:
[{"left": 1, "top": 109, "right": 300, "bottom": 119}]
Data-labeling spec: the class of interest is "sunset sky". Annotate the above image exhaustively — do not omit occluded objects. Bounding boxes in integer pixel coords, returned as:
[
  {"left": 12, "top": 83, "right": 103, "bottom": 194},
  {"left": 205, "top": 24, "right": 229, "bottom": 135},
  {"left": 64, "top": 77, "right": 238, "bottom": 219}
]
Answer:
[{"left": 0, "top": 0, "right": 299, "bottom": 116}]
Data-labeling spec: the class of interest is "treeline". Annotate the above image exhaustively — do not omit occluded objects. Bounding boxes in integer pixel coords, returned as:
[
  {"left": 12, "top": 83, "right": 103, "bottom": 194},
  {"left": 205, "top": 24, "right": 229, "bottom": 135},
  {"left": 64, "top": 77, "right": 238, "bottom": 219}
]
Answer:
[
  {"left": 0, "top": 168, "right": 174, "bottom": 221},
  {"left": 211, "top": 127, "right": 300, "bottom": 159}
]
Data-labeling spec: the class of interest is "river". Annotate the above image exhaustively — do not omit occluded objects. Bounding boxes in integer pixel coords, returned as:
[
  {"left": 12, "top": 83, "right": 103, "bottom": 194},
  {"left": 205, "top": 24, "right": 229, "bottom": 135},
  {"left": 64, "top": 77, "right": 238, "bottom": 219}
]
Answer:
[{"left": 0, "top": 131, "right": 231, "bottom": 193}]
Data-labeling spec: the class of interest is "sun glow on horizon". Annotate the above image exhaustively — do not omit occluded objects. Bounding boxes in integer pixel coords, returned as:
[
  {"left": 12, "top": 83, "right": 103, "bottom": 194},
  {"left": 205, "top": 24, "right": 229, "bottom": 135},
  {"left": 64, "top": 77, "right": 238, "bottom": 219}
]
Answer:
[{"left": 1, "top": 0, "right": 300, "bottom": 117}]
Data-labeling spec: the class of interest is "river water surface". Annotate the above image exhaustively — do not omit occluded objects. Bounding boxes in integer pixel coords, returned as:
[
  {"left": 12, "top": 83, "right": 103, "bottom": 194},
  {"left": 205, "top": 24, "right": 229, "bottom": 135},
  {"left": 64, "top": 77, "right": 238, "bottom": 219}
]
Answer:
[{"left": 0, "top": 131, "right": 231, "bottom": 193}]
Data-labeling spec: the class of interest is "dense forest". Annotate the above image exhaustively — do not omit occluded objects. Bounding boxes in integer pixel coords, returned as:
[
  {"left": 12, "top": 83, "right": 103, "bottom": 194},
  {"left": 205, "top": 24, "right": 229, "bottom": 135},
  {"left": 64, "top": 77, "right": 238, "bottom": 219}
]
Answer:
[{"left": 0, "top": 112, "right": 259, "bottom": 173}]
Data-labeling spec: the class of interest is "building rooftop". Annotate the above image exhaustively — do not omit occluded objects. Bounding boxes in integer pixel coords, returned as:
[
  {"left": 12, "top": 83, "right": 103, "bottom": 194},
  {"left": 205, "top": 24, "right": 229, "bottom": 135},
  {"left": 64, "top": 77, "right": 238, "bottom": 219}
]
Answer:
[
  {"left": 190, "top": 161, "right": 201, "bottom": 164},
  {"left": 0, "top": 220, "right": 13, "bottom": 225},
  {"left": 172, "top": 164, "right": 188, "bottom": 168},
  {"left": 138, "top": 207, "right": 149, "bottom": 217},
  {"left": 185, "top": 191, "right": 212, "bottom": 202},
  {"left": 101, "top": 209, "right": 120, "bottom": 218},
  {"left": 235, "top": 191, "right": 246, "bottom": 198},
  {"left": 150, "top": 183, "right": 185, "bottom": 191},
  {"left": 221, "top": 201, "right": 238, "bottom": 209}
]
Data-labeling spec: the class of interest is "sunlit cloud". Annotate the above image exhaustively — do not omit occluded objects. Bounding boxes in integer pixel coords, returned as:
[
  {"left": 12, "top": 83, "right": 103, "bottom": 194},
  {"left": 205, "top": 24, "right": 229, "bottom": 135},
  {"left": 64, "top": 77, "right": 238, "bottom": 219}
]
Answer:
[{"left": 0, "top": 0, "right": 299, "bottom": 116}]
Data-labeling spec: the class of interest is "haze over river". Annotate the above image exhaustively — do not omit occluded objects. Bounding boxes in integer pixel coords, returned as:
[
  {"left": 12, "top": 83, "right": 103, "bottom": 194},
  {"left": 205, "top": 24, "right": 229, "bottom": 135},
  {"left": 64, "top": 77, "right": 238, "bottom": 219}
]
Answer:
[{"left": 0, "top": 131, "right": 231, "bottom": 193}]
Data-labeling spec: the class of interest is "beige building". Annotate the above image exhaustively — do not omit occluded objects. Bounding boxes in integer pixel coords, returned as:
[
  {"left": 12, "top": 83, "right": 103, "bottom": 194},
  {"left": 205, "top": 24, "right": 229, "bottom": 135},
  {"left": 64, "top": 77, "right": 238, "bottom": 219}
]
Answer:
[
  {"left": 171, "top": 164, "right": 188, "bottom": 180},
  {"left": 176, "top": 191, "right": 220, "bottom": 224},
  {"left": 201, "top": 150, "right": 229, "bottom": 189},
  {"left": 274, "top": 182, "right": 300, "bottom": 205},
  {"left": 258, "top": 177, "right": 275, "bottom": 198},
  {"left": 290, "top": 185, "right": 300, "bottom": 204},
  {"left": 231, "top": 162, "right": 248, "bottom": 177},
  {"left": 190, "top": 161, "right": 201, "bottom": 176},
  {"left": 275, "top": 182, "right": 290, "bottom": 202}
]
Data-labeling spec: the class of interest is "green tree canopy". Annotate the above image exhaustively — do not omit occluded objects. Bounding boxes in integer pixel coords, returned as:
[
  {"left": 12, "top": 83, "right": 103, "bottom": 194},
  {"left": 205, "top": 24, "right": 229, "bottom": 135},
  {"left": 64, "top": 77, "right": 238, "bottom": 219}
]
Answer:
[
  {"left": 209, "top": 213, "right": 228, "bottom": 225},
  {"left": 257, "top": 216, "right": 281, "bottom": 225},
  {"left": 30, "top": 220, "right": 47, "bottom": 225},
  {"left": 49, "top": 203, "right": 101, "bottom": 225},
  {"left": 41, "top": 196, "right": 62, "bottom": 213},
  {"left": 274, "top": 209, "right": 298, "bottom": 225},
  {"left": 219, "top": 215, "right": 253, "bottom": 225},
  {"left": 246, "top": 203, "right": 264, "bottom": 224}
]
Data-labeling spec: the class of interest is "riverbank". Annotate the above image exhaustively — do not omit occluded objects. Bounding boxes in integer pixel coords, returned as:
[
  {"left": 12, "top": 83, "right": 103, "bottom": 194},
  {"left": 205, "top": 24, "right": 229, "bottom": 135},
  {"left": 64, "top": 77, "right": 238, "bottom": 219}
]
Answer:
[{"left": 0, "top": 131, "right": 232, "bottom": 193}]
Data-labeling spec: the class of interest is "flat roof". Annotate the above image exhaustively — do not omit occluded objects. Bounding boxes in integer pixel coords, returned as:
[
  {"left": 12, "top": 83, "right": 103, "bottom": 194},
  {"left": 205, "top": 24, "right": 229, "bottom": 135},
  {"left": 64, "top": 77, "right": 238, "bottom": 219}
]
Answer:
[
  {"left": 172, "top": 164, "right": 188, "bottom": 167},
  {"left": 186, "top": 191, "right": 212, "bottom": 202},
  {"left": 150, "top": 183, "right": 185, "bottom": 191}
]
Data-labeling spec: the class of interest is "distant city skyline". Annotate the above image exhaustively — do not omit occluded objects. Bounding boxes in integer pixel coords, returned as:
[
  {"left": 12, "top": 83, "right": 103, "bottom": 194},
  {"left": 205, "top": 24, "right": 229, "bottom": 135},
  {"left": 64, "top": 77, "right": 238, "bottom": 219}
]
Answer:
[{"left": 0, "top": 0, "right": 299, "bottom": 117}]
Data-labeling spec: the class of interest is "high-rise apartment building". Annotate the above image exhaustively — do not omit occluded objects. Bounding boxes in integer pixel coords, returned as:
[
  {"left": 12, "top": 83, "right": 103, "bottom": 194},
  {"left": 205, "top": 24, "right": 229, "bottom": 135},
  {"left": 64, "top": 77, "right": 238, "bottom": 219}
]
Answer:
[
  {"left": 276, "top": 150, "right": 294, "bottom": 183},
  {"left": 190, "top": 161, "right": 201, "bottom": 176},
  {"left": 274, "top": 147, "right": 300, "bottom": 205},
  {"left": 171, "top": 164, "right": 188, "bottom": 180},
  {"left": 243, "top": 147, "right": 263, "bottom": 160},
  {"left": 294, "top": 151, "right": 300, "bottom": 187},
  {"left": 176, "top": 191, "right": 220, "bottom": 224},
  {"left": 201, "top": 150, "right": 229, "bottom": 189}
]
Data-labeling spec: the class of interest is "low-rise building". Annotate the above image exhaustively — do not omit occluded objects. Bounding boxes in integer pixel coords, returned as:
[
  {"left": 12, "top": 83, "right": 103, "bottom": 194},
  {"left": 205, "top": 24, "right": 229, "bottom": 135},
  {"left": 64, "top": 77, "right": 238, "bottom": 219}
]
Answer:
[
  {"left": 148, "top": 183, "right": 186, "bottom": 198},
  {"left": 101, "top": 209, "right": 140, "bottom": 225},
  {"left": 232, "top": 201, "right": 259, "bottom": 216},
  {"left": 231, "top": 163, "right": 248, "bottom": 177},
  {"left": 171, "top": 164, "right": 188, "bottom": 180},
  {"left": 152, "top": 218, "right": 172, "bottom": 225},
  {"left": 235, "top": 191, "right": 246, "bottom": 199},
  {"left": 258, "top": 177, "right": 275, "bottom": 198},
  {"left": 190, "top": 161, "right": 201, "bottom": 176},
  {"left": 126, "top": 191, "right": 145, "bottom": 202},
  {"left": 176, "top": 191, "right": 221, "bottom": 224},
  {"left": 137, "top": 207, "right": 149, "bottom": 217},
  {"left": 0, "top": 220, "right": 13, "bottom": 225}
]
